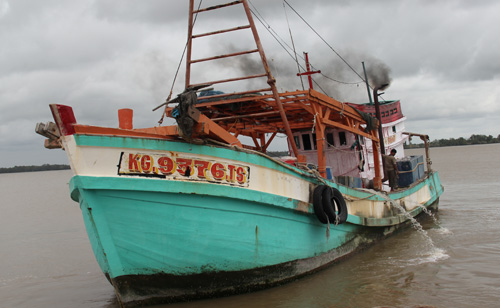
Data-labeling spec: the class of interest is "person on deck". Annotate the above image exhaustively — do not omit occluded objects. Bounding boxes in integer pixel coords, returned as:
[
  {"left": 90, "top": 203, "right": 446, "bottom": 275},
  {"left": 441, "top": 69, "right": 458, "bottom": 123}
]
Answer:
[{"left": 383, "top": 149, "right": 399, "bottom": 191}]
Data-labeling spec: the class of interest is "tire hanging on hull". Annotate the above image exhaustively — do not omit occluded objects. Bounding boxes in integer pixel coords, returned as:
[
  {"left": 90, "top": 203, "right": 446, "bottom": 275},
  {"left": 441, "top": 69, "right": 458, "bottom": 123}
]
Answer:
[
  {"left": 322, "top": 186, "right": 348, "bottom": 224},
  {"left": 312, "top": 185, "right": 348, "bottom": 224},
  {"left": 313, "top": 185, "right": 329, "bottom": 224}
]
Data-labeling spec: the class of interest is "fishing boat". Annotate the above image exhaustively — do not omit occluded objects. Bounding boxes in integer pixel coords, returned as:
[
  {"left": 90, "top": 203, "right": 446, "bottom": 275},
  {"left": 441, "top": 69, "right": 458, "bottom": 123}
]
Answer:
[{"left": 36, "top": 1, "right": 443, "bottom": 307}]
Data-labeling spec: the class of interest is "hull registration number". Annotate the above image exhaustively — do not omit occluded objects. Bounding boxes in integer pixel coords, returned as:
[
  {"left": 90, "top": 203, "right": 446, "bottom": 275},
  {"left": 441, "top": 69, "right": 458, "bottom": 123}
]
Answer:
[{"left": 118, "top": 152, "right": 250, "bottom": 187}]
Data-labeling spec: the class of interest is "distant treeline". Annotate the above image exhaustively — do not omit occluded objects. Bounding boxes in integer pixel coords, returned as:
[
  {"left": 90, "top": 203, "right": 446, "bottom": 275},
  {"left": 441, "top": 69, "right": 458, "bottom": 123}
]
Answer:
[
  {"left": 0, "top": 164, "right": 70, "bottom": 174},
  {"left": 405, "top": 134, "right": 500, "bottom": 148}
]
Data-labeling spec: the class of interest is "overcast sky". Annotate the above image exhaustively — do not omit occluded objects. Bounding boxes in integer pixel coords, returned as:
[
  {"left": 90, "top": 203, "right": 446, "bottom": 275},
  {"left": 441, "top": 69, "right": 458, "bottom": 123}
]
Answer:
[{"left": 1, "top": 0, "right": 499, "bottom": 167}]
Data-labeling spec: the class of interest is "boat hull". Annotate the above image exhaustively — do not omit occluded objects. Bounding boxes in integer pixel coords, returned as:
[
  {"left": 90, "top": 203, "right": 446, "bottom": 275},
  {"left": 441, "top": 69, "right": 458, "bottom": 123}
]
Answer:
[
  {"left": 110, "top": 201, "right": 439, "bottom": 307},
  {"left": 65, "top": 134, "right": 443, "bottom": 307}
]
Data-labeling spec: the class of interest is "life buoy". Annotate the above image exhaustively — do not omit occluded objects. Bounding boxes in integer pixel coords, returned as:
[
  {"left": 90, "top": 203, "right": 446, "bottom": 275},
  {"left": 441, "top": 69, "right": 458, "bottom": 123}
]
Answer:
[{"left": 322, "top": 187, "right": 348, "bottom": 224}]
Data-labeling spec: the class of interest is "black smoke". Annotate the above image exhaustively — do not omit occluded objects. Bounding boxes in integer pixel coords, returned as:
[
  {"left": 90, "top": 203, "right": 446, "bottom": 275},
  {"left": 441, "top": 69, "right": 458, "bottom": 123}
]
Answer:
[{"left": 365, "top": 59, "right": 392, "bottom": 90}]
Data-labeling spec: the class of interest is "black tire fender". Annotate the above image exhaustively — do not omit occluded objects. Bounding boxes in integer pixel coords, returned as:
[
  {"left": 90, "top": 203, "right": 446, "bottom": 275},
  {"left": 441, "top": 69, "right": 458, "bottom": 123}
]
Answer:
[
  {"left": 312, "top": 185, "right": 328, "bottom": 224},
  {"left": 322, "top": 187, "right": 348, "bottom": 224}
]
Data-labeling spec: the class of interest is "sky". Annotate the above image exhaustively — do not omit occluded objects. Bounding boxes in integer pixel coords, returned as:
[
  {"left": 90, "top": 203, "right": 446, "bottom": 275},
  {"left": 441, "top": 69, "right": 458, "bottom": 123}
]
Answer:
[{"left": 1, "top": 0, "right": 499, "bottom": 167}]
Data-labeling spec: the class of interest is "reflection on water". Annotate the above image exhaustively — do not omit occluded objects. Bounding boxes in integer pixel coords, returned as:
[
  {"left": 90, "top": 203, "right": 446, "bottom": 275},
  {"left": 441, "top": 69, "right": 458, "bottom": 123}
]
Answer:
[{"left": 1, "top": 144, "right": 500, "bottom": 308}]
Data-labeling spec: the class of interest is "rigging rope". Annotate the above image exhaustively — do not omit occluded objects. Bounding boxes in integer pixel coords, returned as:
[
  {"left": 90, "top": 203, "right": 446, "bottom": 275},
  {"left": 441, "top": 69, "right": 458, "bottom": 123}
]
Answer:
[
  {"left": 248, "top": 2, "right": 330, "bottom": 95},
  {"left": 283, "top": 2, "right": 304, "bottom": 91},
  {"left": 248, "top": 2, "right": 297, "bottom": 63},
  {"left": 283, "top": 0, "right": 367, "bottom": 83},
  {"left": 248, "top": 0, "right": 361, "bottom": 95},
  {"left": 312, "top": 112, "right": 318, "bottom": 133}
]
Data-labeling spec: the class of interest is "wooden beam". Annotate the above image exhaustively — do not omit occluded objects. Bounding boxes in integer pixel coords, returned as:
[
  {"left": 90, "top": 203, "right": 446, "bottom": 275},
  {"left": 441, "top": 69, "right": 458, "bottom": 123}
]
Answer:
[
  {"left": 308, "top": 89, "right": 367, "bottom": 122},
  {"left": 194, "top": 113, "right": 242, "bottom": 147},
  {"left": 262, "top": 132, "right": 277, "bottom": 152},
  {"left": 323, "top": 119, "right": 376, "bottom": 140},
  {"left": 372, "top": 139, "right": 382, "bottom": 190}
]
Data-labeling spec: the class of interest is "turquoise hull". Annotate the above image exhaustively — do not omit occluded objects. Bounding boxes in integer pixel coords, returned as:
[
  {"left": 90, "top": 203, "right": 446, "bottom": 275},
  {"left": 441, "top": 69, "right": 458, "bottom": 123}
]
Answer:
[
  {"left": 67, "top": 136, "right": 443, "bottom": 307},
  {"left": 72, "top": 177, "right": 359, "bottom": 275}
]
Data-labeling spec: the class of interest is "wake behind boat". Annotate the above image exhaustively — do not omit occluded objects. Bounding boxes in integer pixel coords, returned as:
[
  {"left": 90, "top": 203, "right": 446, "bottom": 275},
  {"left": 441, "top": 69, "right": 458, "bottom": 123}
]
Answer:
[{"left": 36, "top": 1, "right": 443, "bottom": 307}]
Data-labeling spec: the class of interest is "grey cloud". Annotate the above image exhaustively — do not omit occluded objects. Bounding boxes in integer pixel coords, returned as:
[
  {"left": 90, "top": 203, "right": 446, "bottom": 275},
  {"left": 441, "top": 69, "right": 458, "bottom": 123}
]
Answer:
[{"left": 92, "top": 0, "right": 188, "bottom": 24}]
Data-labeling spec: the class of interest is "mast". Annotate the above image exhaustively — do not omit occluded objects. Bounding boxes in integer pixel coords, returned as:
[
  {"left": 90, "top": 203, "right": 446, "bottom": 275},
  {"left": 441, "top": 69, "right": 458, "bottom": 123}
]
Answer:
[
  {"left": 297, "top": 53, "right": 325, "bottom": 177},
  {"left": 185, "top": 0, "right": 195, "bottom": 89},
  {"left": 297, "top": 52, "right": 321, "bottom": 89}
]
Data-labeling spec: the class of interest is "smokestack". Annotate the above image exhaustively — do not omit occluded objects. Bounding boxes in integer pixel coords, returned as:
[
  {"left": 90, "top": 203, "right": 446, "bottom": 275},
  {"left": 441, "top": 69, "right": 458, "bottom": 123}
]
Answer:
[{"left": 373, "top": 84, "right": 389, "bottom": 155}]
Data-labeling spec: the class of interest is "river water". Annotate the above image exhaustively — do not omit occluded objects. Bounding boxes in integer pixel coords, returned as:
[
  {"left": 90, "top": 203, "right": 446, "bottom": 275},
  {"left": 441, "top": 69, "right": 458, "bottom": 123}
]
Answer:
[{"left": 1, "top": 144, "right": 499, "bottom": 308}]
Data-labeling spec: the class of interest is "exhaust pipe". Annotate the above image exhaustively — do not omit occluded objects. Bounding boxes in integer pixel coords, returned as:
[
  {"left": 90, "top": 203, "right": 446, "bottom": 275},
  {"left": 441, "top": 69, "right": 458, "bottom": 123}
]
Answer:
[{"left": 373, "top": 84, "right": 389, "bottom": 155}]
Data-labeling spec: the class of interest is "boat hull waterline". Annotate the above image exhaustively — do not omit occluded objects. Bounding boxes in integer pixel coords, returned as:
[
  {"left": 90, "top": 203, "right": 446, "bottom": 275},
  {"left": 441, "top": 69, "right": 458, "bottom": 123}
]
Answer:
[{"left": 67, "top": 133, "right": 443, "bottom": 307}]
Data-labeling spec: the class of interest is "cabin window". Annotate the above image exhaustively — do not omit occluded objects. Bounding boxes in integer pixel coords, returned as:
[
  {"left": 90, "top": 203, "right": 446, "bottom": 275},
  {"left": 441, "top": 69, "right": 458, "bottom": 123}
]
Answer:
[
  {"left": 294, "top": 136, "right": 300, "bottom": 149},
  {"left": 339, "top": 132, "right": 347, "bottom": 146},
  {"left": 392, "top": 126, "right": 397, "bottom": 133},
  {"left": 302, "top": 134, "right": 312, "bottom": 151},
  {"left": 326, "top": 133, "right": 334, "bottom": 147},
  {"left": 312, "top": 133, "right": 317, "bottom": 150}
]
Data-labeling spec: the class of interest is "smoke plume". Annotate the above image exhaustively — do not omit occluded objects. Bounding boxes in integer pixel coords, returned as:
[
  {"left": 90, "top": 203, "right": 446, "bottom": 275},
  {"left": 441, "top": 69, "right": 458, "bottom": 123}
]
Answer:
[{"left": 365, "top": 59, "right": 392, "bottom": 90}]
